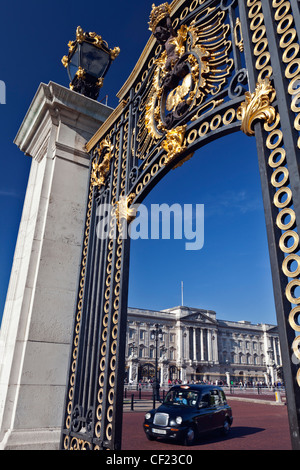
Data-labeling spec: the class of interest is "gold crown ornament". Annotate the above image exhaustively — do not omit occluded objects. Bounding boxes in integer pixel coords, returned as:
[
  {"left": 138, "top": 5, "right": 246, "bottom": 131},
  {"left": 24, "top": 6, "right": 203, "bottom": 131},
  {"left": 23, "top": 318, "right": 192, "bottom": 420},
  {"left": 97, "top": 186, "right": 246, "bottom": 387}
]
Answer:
[{"left": 148, "top": 3, "right": 172, "bottom": 32}]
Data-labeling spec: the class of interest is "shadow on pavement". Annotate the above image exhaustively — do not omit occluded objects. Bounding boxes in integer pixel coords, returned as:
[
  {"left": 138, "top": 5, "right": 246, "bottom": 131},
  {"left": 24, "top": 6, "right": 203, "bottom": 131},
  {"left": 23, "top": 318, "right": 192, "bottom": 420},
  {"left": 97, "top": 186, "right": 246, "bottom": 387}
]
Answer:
[
  {"left": 198, "top": 426, "right": 265, "bottom": 444},
  {"left": 151, "top": 426, "right": 265, "bottom": 447}
]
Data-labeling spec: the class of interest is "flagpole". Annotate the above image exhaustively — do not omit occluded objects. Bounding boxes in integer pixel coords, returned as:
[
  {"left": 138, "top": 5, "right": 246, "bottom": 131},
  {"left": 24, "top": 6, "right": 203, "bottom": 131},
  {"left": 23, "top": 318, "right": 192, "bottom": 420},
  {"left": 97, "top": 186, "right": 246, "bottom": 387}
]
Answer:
[{"left": 181, "top": 281, "right": 184, "bottom": 306}]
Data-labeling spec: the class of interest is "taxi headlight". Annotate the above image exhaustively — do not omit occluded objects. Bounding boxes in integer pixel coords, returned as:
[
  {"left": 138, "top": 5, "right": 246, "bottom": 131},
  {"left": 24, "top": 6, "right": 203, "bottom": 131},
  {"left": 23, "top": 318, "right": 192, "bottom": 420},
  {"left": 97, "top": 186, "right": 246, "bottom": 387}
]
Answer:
[
  {"left": 145, "top": 413, "right": 151, "bottom": 420},
  {"left": 176, "top": 416, "right": 183, "bottom": 425}
]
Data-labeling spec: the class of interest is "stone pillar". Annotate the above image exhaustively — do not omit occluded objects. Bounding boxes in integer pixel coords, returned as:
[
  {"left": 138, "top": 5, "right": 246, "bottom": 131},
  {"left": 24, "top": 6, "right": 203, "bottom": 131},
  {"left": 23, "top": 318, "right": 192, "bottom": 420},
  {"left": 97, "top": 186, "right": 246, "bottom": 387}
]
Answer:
[
  {"left": 176, "top": 323, "right": 182, "bottom": 362},
  {"left": 278, "top": 338, "right": 283, "bottom": 366},
  {"left": 200, "top": 329, "right": 204, "bottom": 361},
  {"left": 193, "top": 328, "right": 197, "bottom": 361},
  {"left": 226, "top": 371, "right": 230, "bottom": 385},
  {"left": 128, "top": 361, "right": 138, "bottom": 384},
  {"left": 212, "top": 330, "right": 219, "bottom": 363},
  {"left": 207, "top": 329, "right": 212, "bottom": 362},
  {"left": 160, "top": 361, "right": 168, "bottom": 386},
  {"left": 273, "top": 337, "right": 278, "bottom": 365},
  {"left": 0, "top": 82, "right": 112, "bottom": 450}
]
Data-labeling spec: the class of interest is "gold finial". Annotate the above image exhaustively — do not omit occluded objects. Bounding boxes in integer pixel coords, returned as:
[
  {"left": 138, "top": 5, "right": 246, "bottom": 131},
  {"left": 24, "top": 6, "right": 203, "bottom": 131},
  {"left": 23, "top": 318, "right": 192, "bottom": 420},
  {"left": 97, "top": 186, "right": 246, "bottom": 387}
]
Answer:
[
  {"left": 75, "top": 66, "right": 85, "bottom": 78},
  {"left": 110, "top": 46, "right": 121, "bottom": 60},
  {"left": 76, "top": 26, "right": 85, "bottom": 43},
  {"left": 61, "top": 55, "right": 69, "bottom": 68},
  {"left": 148, "top": 2, "right": 172, "bottom": 32}
]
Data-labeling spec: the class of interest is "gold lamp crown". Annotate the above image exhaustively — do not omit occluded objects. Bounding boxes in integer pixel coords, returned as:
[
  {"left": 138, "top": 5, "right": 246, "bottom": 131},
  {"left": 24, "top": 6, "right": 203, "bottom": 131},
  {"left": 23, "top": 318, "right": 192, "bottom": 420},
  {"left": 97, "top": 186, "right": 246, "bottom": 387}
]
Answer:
[{"left": 148, "top": 2, "right": 172, "bottom": 32}]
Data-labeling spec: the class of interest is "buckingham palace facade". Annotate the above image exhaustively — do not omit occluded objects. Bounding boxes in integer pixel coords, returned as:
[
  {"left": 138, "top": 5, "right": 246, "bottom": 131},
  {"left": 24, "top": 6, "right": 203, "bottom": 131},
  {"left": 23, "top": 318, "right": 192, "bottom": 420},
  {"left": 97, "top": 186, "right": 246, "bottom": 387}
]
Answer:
[{"left": 125, "top": 306, "right": 282, "bottom": 386}]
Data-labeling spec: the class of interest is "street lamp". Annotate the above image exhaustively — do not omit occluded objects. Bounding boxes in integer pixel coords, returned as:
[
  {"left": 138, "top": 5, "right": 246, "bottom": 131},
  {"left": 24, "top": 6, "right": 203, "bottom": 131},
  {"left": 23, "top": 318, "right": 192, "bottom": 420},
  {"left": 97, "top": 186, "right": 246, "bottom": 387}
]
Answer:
[
  {"left": 62, "top": 26, "right": 120, "bottom": 100},
  {"left": 151, "top": 324, "right": 163, "bottom": 402}
]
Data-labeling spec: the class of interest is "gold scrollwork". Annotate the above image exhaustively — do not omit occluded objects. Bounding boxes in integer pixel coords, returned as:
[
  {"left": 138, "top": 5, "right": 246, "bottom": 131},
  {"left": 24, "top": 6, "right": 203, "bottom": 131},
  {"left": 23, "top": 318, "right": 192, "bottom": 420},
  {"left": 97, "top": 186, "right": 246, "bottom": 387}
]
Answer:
[
  {"left": 145, "top": 9, "right": 233, "bottom": 142},
  {"left": 162, "top": 125, "right": 187, "bottom": 165},
  {"left": 114, "top": 193, "right": 137, "bottom": 229},
  {"left": 237, "top": 78, "right": 276, "bottom": 136},
  {"left": 234, "top": 18, "right": 244, "bottom": 52},
  {"left": 91, "top": 137, "right": 113, "bottom": 189}
]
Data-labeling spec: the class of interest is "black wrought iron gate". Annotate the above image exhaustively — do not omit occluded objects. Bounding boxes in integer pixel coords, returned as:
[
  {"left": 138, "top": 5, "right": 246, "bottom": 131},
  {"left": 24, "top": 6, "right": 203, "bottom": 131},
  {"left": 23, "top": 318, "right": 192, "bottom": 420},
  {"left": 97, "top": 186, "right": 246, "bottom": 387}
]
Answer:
[{"left": 60, "top": 0, "right": 300, "bottom": 450}]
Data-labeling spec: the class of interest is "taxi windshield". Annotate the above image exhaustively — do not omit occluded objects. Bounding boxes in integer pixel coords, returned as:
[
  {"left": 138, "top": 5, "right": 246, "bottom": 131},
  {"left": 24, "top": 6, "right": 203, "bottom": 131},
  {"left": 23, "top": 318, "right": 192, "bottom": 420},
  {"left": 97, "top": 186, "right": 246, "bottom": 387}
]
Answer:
[{"left": 164, "top": 389, "right": 200, "bottom": 408}]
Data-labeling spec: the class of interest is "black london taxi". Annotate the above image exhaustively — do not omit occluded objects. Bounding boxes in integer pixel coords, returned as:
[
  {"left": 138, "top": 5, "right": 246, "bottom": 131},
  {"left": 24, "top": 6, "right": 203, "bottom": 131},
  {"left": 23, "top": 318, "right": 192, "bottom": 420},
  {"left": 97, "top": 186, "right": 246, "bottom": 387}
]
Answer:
[{"left": 143, "top": 384, "right": 233, "bottom": 445}]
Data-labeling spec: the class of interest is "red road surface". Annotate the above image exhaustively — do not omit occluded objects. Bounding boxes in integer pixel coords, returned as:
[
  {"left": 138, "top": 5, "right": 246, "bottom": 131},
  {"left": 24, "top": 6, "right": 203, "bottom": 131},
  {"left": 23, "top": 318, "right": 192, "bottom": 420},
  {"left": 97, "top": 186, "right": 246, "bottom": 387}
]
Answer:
[{"left": 122, "top": 400, "right": 292, "bottom": 450}]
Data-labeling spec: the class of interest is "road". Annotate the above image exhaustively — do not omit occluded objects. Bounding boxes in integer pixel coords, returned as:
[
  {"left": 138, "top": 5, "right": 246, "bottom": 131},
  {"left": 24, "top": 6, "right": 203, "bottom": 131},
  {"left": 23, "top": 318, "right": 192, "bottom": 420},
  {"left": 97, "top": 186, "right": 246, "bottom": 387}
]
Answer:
[{"left": 121, "top": 399, "right": 292, "bottom": 450}]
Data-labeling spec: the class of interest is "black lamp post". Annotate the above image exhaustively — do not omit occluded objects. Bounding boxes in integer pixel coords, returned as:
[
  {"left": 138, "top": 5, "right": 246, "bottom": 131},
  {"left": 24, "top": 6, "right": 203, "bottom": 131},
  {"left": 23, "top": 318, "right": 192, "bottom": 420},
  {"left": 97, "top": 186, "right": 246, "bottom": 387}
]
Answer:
[
  {"left": 62, "top": 26, "right": 120, "bottom": 100},
  {"left": 151, "top": 324, "right": 163, "bottom": 403}
]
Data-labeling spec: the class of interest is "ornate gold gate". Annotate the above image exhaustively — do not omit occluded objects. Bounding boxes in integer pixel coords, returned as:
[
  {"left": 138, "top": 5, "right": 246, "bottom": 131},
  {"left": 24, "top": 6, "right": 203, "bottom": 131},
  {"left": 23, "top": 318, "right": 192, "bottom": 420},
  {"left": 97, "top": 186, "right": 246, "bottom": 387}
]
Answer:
[{"left": 60, "top": 0, "right": 300, "bottom": 450}]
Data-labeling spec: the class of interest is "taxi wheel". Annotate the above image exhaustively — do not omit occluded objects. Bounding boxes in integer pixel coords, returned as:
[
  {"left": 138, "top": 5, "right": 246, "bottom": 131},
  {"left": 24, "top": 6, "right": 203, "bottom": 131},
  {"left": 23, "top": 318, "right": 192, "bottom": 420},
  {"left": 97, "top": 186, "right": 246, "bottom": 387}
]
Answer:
[
  {"left": 221, "top": 418, "right": 231, "bottom": 436},
  {"left": 146, "top": 433, "right": 157, "bottom": 441},
  {"left": 183, "top": 426, "right": 196, "bottom": 446}
]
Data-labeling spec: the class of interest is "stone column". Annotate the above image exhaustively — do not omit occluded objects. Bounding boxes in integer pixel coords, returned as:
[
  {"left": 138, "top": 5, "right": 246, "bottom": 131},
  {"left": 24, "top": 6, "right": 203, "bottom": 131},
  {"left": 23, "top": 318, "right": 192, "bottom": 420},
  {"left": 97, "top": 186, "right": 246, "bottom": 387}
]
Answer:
[
  {"left": 207, "top": 329, "right": 212, "bottom": 362},
  {"left": 177, "top": 323, "right": 183, "bottom": 362},
  {"left": 273, "top": 337, "right": 278, "bottom": 365},
  {"left": 193, "top": 328, "right": 197, "bottom": 361},
  {"left": 160, "top": 361, "right": 169, "bottom": 386},
  {"left": 212, "top": 330, "right": 219, "bottom": 363},
  {"left": 128, "top": 362, "right": 133, "bottom": 383},
  {"left": 200, "top": 329, "right": 204, "bottom": 361},
  {"left": 0, "top": 82, "right": 112, "bottom": 450},
  {"left": 226, "top": 371, "right": 230, "bottom": 385},
  {"left": 278, "top": 338, "right": 283, "bottom": 365},
  {"left": 128, "top": 361, "right": 138, "bottom": 384}
]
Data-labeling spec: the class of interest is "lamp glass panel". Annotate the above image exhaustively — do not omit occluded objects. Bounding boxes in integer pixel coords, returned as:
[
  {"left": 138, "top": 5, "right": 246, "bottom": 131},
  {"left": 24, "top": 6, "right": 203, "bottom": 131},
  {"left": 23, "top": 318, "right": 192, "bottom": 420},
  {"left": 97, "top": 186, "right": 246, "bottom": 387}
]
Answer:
[
  {"left": 80, "top": 42, "right": 110, "bottom": 77},
  {"left": 68, "top": 49, "right": 79, "bottom": 80}
]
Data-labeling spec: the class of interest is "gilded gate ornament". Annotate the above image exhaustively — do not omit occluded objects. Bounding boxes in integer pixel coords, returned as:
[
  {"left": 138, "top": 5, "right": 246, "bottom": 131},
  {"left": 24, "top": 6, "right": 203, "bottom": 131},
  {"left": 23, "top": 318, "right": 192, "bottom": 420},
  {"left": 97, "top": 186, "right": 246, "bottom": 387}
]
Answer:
[
  {"left": 114, "top": 194, "right": 137, "bottom": 229},
  {"left": 91, "top": 136, "right": 113, "bottom": 189},
  {"left": 145, "top": 3, "right": 233, "bottom": 158},
  {"left": 162, "top": 125, "right": 187, "bottom": 165},
  {"left": 148, "top": 3, "right": 172, "bottom": 32},
  {"left": 237, "top": 78, "right": 276, "bottom": 136}
]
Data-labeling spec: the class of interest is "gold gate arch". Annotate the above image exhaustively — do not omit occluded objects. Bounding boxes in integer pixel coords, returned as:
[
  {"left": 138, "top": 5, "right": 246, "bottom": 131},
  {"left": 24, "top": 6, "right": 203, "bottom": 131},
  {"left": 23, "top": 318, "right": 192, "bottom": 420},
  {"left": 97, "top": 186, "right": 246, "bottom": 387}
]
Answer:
[{"left": 60, "top": 0, "right": 300, "bottom": 450}]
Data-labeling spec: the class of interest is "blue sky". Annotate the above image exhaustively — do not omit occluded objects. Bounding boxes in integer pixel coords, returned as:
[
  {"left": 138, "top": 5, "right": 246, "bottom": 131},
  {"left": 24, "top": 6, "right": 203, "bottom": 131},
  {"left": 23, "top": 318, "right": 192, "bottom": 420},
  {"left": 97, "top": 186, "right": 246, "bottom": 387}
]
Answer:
[{"left": 0, "top": 0, "right": 276, "bottom": 326}]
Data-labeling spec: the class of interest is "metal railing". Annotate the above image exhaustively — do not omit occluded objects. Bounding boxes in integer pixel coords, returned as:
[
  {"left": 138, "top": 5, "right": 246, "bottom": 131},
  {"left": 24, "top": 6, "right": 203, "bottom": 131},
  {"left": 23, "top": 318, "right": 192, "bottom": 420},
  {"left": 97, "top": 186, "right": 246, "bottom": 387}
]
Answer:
[{"left": 123, "top": 385, "right": 286, "bottom": 411}]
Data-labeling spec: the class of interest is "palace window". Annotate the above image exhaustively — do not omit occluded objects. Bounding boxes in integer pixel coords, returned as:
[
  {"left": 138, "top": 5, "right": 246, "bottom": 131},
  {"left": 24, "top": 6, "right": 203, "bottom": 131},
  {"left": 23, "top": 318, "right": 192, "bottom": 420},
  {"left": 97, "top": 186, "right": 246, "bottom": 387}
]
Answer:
[{"left": 129, "top": 328, "right": 135, "bottom": 339}]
